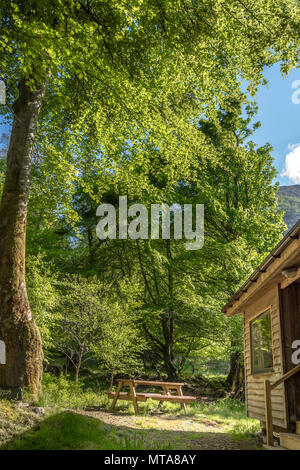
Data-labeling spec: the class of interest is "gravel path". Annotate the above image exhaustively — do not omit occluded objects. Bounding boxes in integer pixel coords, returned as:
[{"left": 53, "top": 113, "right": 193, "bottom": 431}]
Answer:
[{"left": 77, "top": 409, "right": 261, "bottom": 450}]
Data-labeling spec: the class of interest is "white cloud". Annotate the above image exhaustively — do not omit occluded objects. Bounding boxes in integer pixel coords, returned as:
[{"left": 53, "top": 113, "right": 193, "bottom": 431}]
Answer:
[{"left": 281, "top": 143, "right": 300, "bottom": 183}]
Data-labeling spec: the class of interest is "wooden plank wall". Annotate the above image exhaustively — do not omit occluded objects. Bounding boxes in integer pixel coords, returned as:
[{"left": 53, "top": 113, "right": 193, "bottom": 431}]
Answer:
[
  {"left": 279, "top": 283, "right": 300, "bottom": 427},
  {"left": 244, "top": 285, "right": 287, "bottom": 429}
]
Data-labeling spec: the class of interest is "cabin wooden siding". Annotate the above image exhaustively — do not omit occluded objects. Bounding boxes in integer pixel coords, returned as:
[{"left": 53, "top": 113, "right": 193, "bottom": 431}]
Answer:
[{"left": 244, "top": 285, "right": 287, "bottom": 429}]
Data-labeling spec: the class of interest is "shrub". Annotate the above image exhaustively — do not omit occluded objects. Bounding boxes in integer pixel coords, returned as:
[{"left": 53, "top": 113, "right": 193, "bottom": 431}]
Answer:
[{"left": 37, "top": 373, "right": 109, "bottom": 409}]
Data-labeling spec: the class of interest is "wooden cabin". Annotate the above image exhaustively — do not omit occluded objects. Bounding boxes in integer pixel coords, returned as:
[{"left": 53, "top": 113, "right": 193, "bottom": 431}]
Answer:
[{"left": 223, "top": 220, "right": 300, "bottom": 449}]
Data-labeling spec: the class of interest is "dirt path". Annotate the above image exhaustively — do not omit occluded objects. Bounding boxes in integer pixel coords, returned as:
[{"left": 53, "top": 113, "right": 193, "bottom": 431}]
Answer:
[{"left": 77, "top": 409, "right": 261, "bottom": 450}]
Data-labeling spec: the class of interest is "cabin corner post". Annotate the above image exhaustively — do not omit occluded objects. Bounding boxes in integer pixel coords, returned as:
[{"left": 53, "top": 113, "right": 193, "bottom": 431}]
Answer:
[{"left": 264, "top": 379, "right": 274, "bottom": 446}]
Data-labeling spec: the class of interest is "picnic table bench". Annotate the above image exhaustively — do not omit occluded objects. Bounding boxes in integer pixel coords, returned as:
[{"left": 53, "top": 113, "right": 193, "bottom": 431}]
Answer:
[{"left": 107, "top": 379, "right": 196, "bottom": 415}]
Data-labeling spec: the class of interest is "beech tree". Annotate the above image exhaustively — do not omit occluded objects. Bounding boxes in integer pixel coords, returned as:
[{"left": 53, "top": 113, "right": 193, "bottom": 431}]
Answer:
[
  {"left": 0, "top": 0, "right": 299, "bottom": 396},
  {"left": 63, "top": 97, "right": 285, "bottom": 380}
]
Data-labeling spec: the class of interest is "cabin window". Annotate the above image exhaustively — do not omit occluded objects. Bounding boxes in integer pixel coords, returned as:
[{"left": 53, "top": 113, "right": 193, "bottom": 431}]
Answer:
[{"left": 250, "top": 309, "right": 273, "bottom": 374}]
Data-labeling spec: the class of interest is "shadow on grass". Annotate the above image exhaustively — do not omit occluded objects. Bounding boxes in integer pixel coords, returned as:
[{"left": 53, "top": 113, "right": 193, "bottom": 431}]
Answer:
[{"left": 0, "top": 410, "right": 261, "bottom": 450}]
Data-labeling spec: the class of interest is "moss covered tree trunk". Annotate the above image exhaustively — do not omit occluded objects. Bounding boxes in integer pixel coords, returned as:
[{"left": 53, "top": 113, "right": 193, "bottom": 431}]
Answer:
[{"left": 0, "top": 76, "right": 46, "bottom": 398}]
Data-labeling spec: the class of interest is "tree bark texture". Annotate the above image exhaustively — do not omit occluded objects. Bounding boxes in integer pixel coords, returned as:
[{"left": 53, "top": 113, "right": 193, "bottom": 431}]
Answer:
[{"left": 0, "top": 76, "right": 47, "bottom": 398}]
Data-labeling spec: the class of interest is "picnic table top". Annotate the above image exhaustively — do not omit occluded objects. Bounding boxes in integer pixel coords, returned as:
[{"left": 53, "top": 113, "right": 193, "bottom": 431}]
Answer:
[{"left": 116, "top": 379, "right": 185, "bottom": 386}]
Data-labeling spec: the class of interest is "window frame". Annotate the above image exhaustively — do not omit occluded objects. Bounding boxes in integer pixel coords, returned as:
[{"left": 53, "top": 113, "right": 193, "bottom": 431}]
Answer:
[{"left": 250, "top": 308, "right": 274, "bottom": 375}]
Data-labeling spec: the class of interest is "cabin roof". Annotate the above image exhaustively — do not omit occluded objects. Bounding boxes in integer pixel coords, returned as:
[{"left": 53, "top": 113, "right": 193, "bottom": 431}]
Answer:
[{"left": 222, "top": 218, "right": 300, "bottom": 316}]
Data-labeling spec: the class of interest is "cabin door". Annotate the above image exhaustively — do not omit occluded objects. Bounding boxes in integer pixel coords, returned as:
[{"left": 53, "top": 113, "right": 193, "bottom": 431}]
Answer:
[{"left": 279, "top": 282, "right": 300, "bottom": 431}]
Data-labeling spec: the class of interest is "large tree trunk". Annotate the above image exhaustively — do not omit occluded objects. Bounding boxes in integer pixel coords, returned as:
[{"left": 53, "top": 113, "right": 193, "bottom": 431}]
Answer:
[
  {"left": 0, "top": 76, "right": 47, "bottom": 398},
  {"left": 161, "top": 312, "right": 178, "bottom": 380},
  {"left": 163, "top": 240, "right": 177, "bottom": 381},
  {"left": 163, "top": 349, "right": 178, "bottom": 381},
  {"left": 226, "top": 352, "right": 244, "bottom": 399}
]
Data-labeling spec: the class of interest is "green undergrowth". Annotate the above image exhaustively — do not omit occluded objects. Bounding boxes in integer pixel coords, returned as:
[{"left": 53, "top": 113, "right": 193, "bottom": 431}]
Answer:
[{"left": 0, "top": 400, "right": 41, "bottom": 445}]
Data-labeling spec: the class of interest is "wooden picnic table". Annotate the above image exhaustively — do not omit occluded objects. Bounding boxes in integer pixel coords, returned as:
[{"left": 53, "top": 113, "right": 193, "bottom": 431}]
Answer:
[{"left": 107, "top": 379, "right": 196, "bottom": 415}]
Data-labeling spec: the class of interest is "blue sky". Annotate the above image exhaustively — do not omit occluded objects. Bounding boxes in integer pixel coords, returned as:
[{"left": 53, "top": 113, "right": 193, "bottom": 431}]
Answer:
[
  {"left": 1, "top": 63, "right": 300, "bottom": 187},
  {"left": 253, "top": 63, "right": 300, "bottom": 186}
]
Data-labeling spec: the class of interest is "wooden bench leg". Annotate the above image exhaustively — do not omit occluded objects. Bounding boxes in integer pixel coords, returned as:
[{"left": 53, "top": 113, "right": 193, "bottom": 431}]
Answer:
[
  {"left": 178, "top": 386, "right": 187, "bottom": 415},
  {"left": 130, "top": 383, "right": 139, "bottom": 415},
  {"left": 110, "top": 382, "right": 122, "bottom": 412},
  {"left": 159, "top": 386, "right": 170, "bottom": 407}
]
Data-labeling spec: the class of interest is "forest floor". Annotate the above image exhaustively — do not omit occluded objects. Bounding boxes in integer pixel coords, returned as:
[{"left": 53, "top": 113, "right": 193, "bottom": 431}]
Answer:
[
  {"left": 0, "top": 397, "right": 263, "bottom": 450},
  {"left": 0, "top": 374, "right": 263, "bottom": 450},
  {"left": 77, "top": 408, "right": 262, "bottom": 450}
]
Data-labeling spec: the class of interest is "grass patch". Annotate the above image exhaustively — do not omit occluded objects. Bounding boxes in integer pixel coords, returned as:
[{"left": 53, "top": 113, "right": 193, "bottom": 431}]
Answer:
[
  {"left": 191, "top": 398, "right": 260, "bottom": 440},
  {"left": 1, "top": 411, "right": 172, "bottom": 450}
]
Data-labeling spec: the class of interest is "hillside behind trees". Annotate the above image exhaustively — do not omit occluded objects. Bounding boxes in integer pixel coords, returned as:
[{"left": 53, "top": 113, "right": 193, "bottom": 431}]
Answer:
[{"left": 277, "top": 185, "right": 300, "bottom": 230}]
